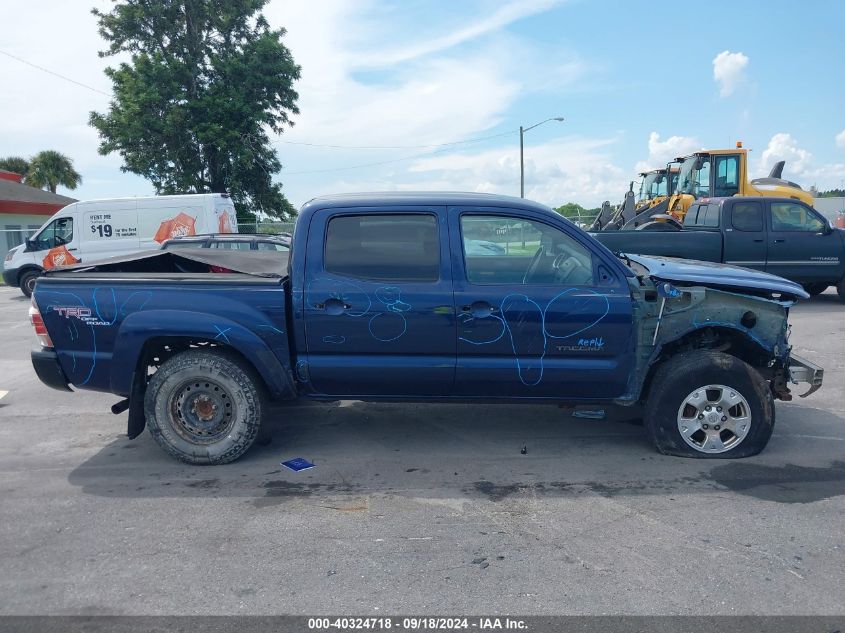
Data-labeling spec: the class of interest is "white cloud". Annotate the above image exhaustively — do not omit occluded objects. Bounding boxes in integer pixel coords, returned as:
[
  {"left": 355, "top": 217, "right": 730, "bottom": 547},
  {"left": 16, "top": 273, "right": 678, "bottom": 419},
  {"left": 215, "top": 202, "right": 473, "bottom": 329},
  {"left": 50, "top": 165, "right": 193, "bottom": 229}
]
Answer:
[
  {"left": 403, "top": 136, "right": 628, "bottom": 207},
  {"left": 756, "top": 133, "right": 845, "bottom": 191},
  {"left": 758, "top": 132, "right": 813, "bottom": 176},
  {"left": 634, "top": 132, "right": 700, "bottom": 172},
  {"left": 836, "top": 129, "right": 845, "bottom": 149},
  {"left": 712, "top": 50, "right": 749, "bottom": 97}
]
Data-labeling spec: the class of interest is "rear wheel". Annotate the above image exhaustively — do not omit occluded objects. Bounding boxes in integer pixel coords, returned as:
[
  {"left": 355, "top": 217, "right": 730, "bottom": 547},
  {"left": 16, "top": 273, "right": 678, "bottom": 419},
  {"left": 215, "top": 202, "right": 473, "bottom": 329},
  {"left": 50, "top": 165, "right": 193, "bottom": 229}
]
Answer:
[
  {"left": 19, "top": 270, "right": 40, "bottom": 298},
  {"left": 644, "top": 351, "right": 774, "bottom": 458},
  {"left": 144, "top": 349, "right": 264, "bottom": 464}
]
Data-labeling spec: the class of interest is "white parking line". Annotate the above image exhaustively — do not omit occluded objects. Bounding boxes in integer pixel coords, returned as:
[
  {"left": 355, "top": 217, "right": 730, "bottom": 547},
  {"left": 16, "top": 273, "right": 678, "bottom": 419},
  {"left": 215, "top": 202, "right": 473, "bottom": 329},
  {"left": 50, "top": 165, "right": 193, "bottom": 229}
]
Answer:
[{"left": 0, "top": 390, "right": 8, "bottom": 401}]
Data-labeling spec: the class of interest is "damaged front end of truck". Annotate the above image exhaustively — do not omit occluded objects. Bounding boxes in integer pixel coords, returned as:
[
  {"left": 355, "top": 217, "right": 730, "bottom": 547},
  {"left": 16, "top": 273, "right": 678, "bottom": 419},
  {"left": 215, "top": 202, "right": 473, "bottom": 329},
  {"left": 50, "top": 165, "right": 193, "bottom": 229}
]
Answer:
[{"left": 622, "top": 254, "right": 824, "bottom": 403}]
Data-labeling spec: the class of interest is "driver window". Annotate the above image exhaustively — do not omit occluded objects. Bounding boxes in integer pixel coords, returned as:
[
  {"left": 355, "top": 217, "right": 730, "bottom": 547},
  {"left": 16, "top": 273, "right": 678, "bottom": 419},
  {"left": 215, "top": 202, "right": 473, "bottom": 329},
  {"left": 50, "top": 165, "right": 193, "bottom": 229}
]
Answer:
[
  {"left": 54, "top": 217, "right": 73, "bottom": 245},
  {"left": 460, "top": 215, "right": 594, "bottom": 285},
  {"left": 770, "top": 203, "right": 826, "bottom": 232},
  {"left": 33, "top": 217, "right": 73, "bottom": 250}
]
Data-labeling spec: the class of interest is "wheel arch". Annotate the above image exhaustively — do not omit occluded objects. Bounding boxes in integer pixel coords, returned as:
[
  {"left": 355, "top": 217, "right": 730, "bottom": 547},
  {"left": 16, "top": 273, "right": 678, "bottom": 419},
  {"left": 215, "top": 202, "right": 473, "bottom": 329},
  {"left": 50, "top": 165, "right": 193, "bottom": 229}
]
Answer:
[
  {"left": 111, "top": 310, "right": 297, "bottom": 402},
  {"left": 639, "top": 325, "right": 775, "bottom": 402}
]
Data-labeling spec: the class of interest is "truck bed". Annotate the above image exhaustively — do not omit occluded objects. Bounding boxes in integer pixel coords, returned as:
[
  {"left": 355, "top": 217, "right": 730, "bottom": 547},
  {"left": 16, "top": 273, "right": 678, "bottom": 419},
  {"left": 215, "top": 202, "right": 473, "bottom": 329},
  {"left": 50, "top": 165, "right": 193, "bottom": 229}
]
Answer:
[{"left": 593, "top": 229, "right": 723, "bottom": 262}]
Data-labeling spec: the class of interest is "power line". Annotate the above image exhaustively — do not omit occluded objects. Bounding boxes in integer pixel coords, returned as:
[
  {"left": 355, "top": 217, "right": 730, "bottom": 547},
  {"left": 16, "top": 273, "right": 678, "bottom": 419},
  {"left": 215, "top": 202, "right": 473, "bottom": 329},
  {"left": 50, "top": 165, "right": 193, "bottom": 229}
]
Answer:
[
  {"left": 274, "top": 129, "right": 517, "bottom": 150},
  {"left": 0, "top": 48, "right": 111, "bottom": 97}
]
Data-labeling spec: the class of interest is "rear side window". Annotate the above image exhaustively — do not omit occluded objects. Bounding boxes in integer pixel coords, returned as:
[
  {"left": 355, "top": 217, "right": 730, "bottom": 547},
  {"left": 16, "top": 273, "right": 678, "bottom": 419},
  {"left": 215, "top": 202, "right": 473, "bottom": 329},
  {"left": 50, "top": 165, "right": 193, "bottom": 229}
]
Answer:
[
  {"left": 683, "top": 204, "right": 703, "bottom": 227},
  {"left": 731, "top": 202, "right": 763, "bottom": 232},
  {"left": 701, "top": 203, "right": 720, "bottom": 227},
  {"left": 325, "top": 214, "right": 439, "bottom": 281},
  {"left": 685, "top": 203, "right": 720, "bottom": 227}
]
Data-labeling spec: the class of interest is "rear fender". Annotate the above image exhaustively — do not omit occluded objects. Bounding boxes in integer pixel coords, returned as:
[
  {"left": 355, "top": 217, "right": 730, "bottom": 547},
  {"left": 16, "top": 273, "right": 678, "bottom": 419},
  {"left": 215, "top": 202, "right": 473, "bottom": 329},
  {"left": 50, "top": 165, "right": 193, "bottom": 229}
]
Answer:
[{"left": 110, "top": 309, "right": 296, "bottom": 400}]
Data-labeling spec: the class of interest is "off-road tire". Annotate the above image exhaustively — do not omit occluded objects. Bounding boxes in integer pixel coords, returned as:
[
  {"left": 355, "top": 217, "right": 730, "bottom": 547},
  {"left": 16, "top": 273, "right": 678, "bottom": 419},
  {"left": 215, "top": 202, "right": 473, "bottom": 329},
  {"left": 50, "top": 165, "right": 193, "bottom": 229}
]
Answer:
[
  {"left": 144, "top": 349, "right": 264, "bottom": 465},
  {"left": 644, "top": 351, "right": 774, "bottom": 458},
  {"left": 19, "top": 270, "right": 40, "bottom": 298}
]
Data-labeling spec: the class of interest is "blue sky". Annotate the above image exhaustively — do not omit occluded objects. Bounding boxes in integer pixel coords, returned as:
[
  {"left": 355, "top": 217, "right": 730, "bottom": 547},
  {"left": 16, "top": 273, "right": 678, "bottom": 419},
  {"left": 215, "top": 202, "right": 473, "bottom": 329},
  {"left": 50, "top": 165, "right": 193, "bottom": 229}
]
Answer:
[{"left": 2, "top": 0, "right": 844, "bottom": 210}]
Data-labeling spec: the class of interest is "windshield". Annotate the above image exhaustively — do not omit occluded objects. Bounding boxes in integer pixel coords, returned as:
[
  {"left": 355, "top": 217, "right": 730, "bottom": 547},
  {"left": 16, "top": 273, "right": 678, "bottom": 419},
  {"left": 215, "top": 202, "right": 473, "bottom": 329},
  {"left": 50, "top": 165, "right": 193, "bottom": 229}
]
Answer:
[
  {"left": 668, "top": 170, "right": 680, "bottom": 195},
  {"left": 675, "top": 155, "right": 712, "bottom": 197},
  {"left": 638, "top": 172, "right": 666, "bottom": 201}
]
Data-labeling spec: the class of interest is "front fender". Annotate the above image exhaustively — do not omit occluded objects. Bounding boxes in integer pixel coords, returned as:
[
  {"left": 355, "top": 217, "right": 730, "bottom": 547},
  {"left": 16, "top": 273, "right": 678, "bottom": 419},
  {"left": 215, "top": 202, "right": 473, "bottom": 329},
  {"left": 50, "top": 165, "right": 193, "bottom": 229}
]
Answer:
[{"left": 110, "top": 309, "right": 296, "bottom": 400}]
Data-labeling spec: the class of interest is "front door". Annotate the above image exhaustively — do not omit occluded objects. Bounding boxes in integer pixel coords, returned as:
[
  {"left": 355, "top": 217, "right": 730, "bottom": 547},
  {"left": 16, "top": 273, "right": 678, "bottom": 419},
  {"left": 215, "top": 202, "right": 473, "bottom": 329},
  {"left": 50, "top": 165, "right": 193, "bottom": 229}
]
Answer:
[
  {"left": 302, "top": 207, "right": 456, "bottom": 397},
  {"left": 30, "top": 215, "right": 79, "bottom": 269},
  {"left": 765, "top": 201, "right": 842, "bottom": 283},
  {"left": 449, "top": 207, "right": 634, "bottom": 400}
]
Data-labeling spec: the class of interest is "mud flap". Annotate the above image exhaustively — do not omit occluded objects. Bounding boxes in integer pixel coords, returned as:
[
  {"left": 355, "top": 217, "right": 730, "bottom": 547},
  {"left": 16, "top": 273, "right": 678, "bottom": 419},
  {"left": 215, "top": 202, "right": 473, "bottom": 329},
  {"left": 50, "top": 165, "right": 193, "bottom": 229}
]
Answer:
[{"left": 126, "top": 370, "right": 147, "bottom": 439}]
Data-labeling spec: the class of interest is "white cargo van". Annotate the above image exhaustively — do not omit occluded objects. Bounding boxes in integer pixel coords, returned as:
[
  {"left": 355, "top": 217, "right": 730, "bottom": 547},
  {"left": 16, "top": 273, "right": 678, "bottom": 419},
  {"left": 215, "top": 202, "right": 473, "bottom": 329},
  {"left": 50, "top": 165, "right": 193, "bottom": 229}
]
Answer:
[{"left": 3, "top": 193, "right": 237, "bottom": 296}]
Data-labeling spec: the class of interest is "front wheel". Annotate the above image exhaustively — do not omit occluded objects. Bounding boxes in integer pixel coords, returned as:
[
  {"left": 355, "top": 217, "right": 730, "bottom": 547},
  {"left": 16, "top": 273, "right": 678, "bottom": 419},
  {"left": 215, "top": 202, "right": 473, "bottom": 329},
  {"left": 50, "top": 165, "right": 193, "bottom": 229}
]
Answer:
[
  {"left": 644, "top": 351, "right": 774, "bottom": 458},
  {"left": 144, "top": 349, "right": 264, "bottom": 464},
  {"left": 19, "top": 270, "right": 40, "bottom": 298}
]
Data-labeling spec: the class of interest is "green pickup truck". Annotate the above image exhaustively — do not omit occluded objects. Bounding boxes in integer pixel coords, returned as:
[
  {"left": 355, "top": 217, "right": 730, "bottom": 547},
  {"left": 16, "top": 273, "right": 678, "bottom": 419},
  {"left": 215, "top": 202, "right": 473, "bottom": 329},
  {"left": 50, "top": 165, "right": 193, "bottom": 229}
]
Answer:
[{"left": 594, "top": 196, "right": 845, "bottom": 300}]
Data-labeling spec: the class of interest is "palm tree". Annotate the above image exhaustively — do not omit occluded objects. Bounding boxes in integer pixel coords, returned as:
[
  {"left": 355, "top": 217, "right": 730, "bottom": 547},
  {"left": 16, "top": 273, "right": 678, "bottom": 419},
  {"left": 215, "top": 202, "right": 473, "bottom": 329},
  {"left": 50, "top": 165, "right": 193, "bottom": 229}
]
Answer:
[
  {"left": 0, "top": 156, "right": 30, "bottom": 180},
  {"left": 27, "top": 150, "right": 82, "bottom": 193}
]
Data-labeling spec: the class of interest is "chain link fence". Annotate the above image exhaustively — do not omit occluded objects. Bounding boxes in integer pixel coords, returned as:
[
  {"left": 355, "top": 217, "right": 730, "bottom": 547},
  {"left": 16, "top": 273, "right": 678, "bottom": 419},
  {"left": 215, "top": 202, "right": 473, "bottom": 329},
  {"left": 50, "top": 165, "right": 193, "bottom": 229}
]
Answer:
[{"left": 236, "top": 220, "right": 296, "bottom": 235}]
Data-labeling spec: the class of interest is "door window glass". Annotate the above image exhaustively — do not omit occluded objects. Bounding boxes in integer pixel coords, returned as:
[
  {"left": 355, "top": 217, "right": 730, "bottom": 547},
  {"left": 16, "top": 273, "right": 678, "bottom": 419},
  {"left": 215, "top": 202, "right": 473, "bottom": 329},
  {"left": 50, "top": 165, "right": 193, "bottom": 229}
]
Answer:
[
  {"left": 460, "top": 215, "right": 594, "bottom": 285},
  {"left": 211, "top": 240, "right": 252, "bottom": 250},
  {"left": 325, "top": 214, "right": 439, "bottom": 281},
  {"left": 714, "top": 155, "right": 740, "bottom": 197},
  {"left": 33, "top": 218, "right": 73, "bottom": 250},
  {"left": 770, "top": 203, "right": 827, "bottom": 232},
  {"left": 256, "top": 241, "right": 289, "bottom": 251},
  {"left": 732, "top": 202, "right": 763, "bottom": 231}
]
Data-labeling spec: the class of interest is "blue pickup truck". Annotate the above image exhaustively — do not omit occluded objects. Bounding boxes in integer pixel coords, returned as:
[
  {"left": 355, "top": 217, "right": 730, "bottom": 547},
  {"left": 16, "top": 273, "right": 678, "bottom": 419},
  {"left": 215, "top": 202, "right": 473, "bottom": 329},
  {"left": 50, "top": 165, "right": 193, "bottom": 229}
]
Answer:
[{"left": 29, "top": 192, "right": 823, "bottom": 464}]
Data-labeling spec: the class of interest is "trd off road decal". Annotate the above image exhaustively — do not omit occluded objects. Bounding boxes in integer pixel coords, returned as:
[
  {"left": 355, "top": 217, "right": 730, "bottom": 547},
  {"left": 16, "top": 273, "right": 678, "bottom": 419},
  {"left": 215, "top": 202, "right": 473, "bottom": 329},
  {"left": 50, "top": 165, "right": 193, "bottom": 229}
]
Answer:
[
  {"left": 154, "top": 212, "right": 197, "bottom": 243},
  {"left": 42, "top": 245, "right": 80, "bottom": 269}
]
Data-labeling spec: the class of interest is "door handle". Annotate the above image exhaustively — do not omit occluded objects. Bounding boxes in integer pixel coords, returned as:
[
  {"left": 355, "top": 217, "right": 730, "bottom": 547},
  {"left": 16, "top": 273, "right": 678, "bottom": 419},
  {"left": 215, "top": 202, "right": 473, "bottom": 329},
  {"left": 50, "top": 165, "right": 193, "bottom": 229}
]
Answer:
[
  {"left": 461, "top": 301, "right": 498, "bottom": 318},
  {"left": 773, "top": 239, "right": 785, "bottom": 243},
  {"left": 753, "top": 239, "right": 764, "bottom": 243},
  {"left": 66, "top": 248, "right": 78, "bottom": 251},
  {"left": 316, "top": 297, "right": 351, "bottom": 314}
]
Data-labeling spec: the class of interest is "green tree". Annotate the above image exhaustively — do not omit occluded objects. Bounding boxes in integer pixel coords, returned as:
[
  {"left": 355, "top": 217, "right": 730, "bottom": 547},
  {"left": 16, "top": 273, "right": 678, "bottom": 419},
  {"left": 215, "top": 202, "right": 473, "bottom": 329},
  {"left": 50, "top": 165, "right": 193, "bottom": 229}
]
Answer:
[
  {"left": 27, "top": 150, "right": 82, "bottom": 193},
  {"left": 0, "top": 156, "right": 31, "bottom": 181},
  {"left": 553, "top": 202, "right": 600, "bottom": 224},
  {"left": 89, "top": 0, "right": 301, "bottom": 220}
]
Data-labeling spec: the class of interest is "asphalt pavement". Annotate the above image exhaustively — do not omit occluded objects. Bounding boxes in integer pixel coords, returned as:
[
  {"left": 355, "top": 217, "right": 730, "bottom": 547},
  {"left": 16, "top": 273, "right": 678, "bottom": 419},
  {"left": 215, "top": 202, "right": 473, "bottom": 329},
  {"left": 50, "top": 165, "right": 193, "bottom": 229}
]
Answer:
[{"left": 0, "top": 284, "right": 843, "bottom": 615}]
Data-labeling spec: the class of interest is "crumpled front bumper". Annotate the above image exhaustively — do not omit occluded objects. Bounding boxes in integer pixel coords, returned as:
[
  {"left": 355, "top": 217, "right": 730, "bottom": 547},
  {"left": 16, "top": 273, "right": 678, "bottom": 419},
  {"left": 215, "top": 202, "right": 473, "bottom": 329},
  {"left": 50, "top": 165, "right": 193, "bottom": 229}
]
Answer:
[{"left": 788, "top": 353, "right": 824, "bottom": 398}]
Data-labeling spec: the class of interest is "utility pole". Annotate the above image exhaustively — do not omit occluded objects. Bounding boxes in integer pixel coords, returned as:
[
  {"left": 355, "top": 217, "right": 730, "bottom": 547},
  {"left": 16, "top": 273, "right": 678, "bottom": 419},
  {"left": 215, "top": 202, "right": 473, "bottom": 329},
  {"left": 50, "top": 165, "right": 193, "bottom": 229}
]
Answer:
[{"left": 519, "top": 117, "right": 565, "bottom": 198}]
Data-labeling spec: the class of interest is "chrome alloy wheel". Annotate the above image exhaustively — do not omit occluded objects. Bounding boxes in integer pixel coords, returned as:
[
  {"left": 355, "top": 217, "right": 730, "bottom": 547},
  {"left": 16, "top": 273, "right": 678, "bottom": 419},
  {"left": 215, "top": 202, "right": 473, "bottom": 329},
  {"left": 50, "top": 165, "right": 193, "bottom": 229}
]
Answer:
[{"left": 676, "top": 385, "right": 752, "bottom": 454}]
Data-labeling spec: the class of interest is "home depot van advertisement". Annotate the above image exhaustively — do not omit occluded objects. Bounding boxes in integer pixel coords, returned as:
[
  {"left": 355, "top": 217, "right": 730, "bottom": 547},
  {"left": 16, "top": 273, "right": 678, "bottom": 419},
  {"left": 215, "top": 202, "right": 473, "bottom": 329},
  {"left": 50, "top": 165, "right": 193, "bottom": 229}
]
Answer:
[
  {"left": 153, "top": 212, "right": 198, "bottom": 243},
  {"left": 217, "top": 208, "right": 236, "bottom": 233},
  {"left": 41, "top": 245, "right": 80, "bottom": 270}
]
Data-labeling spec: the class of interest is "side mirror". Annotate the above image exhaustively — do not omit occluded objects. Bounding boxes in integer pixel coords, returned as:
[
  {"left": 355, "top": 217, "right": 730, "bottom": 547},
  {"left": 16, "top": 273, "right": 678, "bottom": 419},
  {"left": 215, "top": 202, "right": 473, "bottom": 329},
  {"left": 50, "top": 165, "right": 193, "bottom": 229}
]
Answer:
[{"left": 24, "top": 238, "right": 35, "bottom": 252}]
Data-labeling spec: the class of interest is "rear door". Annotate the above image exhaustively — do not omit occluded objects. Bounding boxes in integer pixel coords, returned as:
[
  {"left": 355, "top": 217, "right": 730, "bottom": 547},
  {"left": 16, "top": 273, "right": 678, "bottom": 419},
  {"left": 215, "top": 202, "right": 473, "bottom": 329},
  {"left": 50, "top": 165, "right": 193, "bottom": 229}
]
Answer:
[
  {"left": 302, "top": 207, "right": 456, "bottom": 396},
  {"left": 765, "top": 201, "right": 842, "bottom": 282},
  {"left": 449, "top": 206, "right": 634, "bottom": 400},
  {"left": 723, "top": 200, "right": 767, "bottom": 271}
]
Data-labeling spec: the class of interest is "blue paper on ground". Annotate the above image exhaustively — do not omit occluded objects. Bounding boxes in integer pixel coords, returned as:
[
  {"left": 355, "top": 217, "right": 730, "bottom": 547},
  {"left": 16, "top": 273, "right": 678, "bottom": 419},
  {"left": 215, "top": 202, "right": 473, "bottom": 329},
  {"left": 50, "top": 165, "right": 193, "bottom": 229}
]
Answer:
[{"left": 281, "top": 457, "right": 315, "bottom": 472}]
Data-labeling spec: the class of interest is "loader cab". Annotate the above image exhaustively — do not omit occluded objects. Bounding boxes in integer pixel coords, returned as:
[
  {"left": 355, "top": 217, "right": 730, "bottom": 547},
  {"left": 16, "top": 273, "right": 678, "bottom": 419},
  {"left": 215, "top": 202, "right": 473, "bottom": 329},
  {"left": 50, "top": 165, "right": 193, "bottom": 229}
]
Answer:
[{"left": 669, "top": 150, "right": 744, "bottom": 221}]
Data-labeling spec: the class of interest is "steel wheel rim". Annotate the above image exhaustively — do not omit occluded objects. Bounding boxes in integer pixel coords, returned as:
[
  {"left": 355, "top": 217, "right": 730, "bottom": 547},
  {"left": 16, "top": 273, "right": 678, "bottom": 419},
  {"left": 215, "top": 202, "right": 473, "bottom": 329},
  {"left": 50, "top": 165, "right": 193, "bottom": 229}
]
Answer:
[
  {"left": 168, "top": 378, "right": 236, "bottom": 444},
  {"left": 676, "top": 384, "right": 752, "bottom": 454},
  {"left": 25, "top": 276, "right": 37, "bottom": 294}
]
